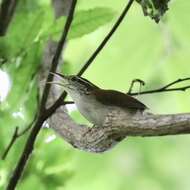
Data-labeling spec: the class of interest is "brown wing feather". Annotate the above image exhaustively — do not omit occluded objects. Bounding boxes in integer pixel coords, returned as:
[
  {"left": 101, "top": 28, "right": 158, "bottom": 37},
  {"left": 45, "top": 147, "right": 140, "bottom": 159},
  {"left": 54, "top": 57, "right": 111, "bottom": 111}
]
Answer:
[{"left": 94, "top": 89, "right": 147, "bottom": 110}]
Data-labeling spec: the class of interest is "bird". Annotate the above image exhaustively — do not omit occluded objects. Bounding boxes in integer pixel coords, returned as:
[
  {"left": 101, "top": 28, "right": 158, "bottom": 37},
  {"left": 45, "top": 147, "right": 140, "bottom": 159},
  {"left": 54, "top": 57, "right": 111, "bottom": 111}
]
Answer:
[{"left": 49, "top": 72, "right": 147, "bottom": 126}]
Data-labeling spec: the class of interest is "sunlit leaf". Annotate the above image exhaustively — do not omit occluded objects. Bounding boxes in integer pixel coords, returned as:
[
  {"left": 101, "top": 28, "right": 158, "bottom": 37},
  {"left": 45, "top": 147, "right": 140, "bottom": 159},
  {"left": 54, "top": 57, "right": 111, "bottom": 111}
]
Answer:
[
  {"left": 44, "top": 7, "right": 115, "bottom": 40},
  {"left": 69, "top": 7, "right": 115, "bottom": 39}
]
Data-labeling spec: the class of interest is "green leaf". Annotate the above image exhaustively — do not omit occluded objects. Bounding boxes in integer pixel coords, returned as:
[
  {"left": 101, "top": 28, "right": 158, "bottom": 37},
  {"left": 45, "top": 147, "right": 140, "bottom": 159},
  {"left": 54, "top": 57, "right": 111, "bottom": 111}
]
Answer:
[
  {"left": 69, "top": 7, "right": 115, "bottom": 39},
  {"left": 0, "top": 8, "right": 45, "bottom": 59},
  {"left": 44, "top": 7, "right": 115, "bottom": 40}
]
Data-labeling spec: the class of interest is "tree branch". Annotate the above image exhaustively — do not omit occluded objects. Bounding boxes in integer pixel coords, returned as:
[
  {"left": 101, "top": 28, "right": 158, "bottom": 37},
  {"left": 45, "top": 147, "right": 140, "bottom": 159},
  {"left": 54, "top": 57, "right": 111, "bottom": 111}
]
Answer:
[
  {"left": 6, "top": 1, "right": 77, "bottom": 189},
  {"left": 0, "top": 0, "right": 19, "bottom": 36},
  {"left": 50, "top": 109, "right": 190, "bottom": 153},
  {"left": 1, "top": 126, "right": 30, "bottom": 160},
  {"left": 129, "top": 77, "right": 190, "bottom": 96},
  {"left": 1, "top": 127, "right": 19, "bottom": 160},
  {"left": 1, "top": 114, "right": 37, "bottom": 160}
]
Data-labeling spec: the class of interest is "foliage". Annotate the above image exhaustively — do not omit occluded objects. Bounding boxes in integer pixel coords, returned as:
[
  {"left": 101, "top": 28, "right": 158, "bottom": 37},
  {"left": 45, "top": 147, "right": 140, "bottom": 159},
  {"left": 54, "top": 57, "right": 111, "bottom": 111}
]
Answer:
[
  {"left": 1, "top": 0, "right": 190, "bottom": 190},
  {"left": 45, "top": 7, "right": 115, "bottom": 40}
]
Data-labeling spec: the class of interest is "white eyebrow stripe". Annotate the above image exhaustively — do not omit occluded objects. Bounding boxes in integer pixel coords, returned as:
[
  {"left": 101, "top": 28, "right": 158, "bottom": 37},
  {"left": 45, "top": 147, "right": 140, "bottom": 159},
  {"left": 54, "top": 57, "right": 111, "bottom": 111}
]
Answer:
[{"left": 76, "top": 76, "right": 96, "bottom": 87}]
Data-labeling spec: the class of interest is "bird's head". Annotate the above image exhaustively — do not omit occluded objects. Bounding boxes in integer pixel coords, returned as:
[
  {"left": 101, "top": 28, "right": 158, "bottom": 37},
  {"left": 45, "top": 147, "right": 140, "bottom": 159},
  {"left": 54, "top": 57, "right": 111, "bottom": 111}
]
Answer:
[{"left": 48, "top": 72, "right": 99, "bottom": 95}]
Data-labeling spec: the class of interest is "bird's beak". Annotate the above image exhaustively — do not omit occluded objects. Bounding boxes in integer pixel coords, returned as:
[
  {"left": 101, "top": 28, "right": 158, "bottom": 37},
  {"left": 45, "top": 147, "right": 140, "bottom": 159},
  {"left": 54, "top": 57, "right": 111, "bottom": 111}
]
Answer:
[{"left": 47, "top": 72, "right": 70, "bottom": 87}]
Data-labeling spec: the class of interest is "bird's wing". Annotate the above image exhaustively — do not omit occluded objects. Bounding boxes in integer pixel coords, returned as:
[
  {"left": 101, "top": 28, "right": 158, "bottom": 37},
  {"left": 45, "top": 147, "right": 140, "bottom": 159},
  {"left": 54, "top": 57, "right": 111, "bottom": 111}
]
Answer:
[{"left": 94, "top": 89, "right": 147, "bottom": 110}]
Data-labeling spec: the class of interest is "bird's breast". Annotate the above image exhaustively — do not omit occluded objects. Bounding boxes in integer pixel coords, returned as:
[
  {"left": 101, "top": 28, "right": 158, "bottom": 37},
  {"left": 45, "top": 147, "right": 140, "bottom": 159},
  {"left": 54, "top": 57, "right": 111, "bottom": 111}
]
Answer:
[{"left": 74, "top": 96, "right": 107, "bottom": 126}]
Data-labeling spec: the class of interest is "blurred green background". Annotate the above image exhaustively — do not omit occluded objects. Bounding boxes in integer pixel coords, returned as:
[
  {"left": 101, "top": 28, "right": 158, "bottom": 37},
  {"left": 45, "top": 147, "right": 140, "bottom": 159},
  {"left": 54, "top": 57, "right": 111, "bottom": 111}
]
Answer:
[{"left": 1, "top": 0, "right": 190, "bottom": 189}]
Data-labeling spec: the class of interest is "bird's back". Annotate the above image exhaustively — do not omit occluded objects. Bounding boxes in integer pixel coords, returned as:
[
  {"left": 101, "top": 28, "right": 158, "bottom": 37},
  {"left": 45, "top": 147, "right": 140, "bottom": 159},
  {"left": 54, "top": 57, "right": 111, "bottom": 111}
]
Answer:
[{"left": 94, "top": 89, "right": 147, "bottom": 111}]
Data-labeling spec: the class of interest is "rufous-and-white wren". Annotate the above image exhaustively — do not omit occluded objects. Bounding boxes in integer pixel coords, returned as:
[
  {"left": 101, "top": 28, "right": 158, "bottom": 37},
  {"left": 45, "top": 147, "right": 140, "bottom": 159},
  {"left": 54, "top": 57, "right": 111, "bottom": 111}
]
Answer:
[{"left": 50, "top": 72, "right": 147, "bottom": 126}]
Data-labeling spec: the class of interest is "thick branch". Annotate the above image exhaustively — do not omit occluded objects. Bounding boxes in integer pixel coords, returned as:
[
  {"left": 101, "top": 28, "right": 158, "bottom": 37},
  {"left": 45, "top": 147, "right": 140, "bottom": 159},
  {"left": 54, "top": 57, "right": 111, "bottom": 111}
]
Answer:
[{"left": 51, "top": 110, "right": 190, "bottom": 153}]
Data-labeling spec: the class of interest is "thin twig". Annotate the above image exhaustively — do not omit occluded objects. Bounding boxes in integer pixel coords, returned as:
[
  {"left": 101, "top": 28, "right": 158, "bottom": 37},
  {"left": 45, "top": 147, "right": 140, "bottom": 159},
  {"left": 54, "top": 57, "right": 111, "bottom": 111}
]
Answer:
[
  {"left": 160, "top": 78, "right": 190, "bottom": 90},
  {"left": 129, "top": 85, "right": 190, "bottom": 96},
  {"left": 128, "top": 79, "right": 145, "bottom": 94},
  {"left": 129, "top": 78, "right": 190, "bottom": 96},
  {"left": 6, "top": 1, "right": 77, "bottom": 189},
  {"left": 46, "top": 0, "right": 135, "bottom": 117},
  {"left": 2, "top": 86, "right": 40, "bottom": 161},
  {"left": 1, "top": 127, "right": 19, "bottom": 160},
  {"left": 77, "top": 0, "right": 135, "bottom": 76},
  {"left": 1, "top": 120, "right": 34, "bottom": 160}
]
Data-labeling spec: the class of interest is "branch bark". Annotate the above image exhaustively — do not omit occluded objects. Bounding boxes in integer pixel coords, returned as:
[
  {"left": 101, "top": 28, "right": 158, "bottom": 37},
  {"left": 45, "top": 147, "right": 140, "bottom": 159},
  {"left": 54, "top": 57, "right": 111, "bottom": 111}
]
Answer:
[{"left": 51, "top": 110, "right": 190, "bottom": 153}]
